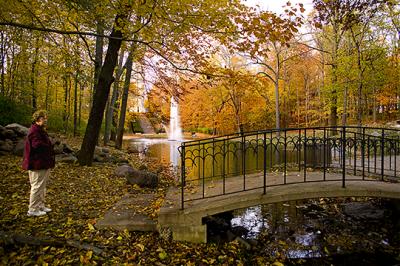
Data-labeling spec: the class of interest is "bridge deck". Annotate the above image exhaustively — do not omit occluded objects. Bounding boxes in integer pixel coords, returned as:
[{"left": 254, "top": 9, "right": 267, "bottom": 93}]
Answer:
[
  {"left": 330, "top": 155, "right": 400, "bottom": 177},
  {"left": 182, "top": 171, "right": 376, "bottom": 203}
]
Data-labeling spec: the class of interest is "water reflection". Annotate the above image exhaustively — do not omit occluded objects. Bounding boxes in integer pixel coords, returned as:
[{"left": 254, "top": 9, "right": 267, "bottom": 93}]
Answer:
[
  {"left": 231, "top": 206, "right": 269, "bottom": 239},
  {"left": 170, "top": 141, "right": 180, "bottom": 168},
  {"left": 229, "top": 198, "right": 399, "bottom": 261},
  {"left": 127, "top": 138, "right": 182, "bottom": 169}
]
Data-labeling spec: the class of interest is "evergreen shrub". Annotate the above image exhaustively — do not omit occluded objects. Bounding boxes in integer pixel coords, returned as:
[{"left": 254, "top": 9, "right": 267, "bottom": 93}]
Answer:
[{"left": 0, "top": 96, "right": 32, "bottom": 126}]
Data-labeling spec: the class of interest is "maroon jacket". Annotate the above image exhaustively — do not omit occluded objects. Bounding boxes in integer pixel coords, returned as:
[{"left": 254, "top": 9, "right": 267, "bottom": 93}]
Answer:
[{"left": 22, "top": 123, "right": 55, "bottom": 170}]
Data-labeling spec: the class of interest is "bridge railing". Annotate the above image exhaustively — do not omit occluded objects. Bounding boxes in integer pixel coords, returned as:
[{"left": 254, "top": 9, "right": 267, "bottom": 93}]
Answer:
[{"left": 178, "top": 126, "right": 400, "bottom": 209}]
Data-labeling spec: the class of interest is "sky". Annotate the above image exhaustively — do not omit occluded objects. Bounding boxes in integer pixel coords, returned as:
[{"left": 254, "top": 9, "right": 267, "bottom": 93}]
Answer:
[{"left": 243, "top": 0, "right": 314, "bottom": 16}]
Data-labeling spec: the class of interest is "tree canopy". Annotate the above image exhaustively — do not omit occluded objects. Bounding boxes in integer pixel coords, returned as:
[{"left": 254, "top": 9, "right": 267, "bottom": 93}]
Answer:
[{"left": 0, "top": 0, "right": 399, "bottom": 162}]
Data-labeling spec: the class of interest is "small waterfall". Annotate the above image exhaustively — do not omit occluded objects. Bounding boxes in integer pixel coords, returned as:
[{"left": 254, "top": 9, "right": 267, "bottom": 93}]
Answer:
[{"left": 168, "top": 97, "right": 182, "bottom": 141}]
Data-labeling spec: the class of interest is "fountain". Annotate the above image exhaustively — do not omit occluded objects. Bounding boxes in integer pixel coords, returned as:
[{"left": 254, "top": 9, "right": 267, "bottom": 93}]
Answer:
[
  {"left": 168, "top": 97, "right": 182, "bottom": 141},
  {"left": 126, "top": 96, "right": 182, "bottom": 170}
]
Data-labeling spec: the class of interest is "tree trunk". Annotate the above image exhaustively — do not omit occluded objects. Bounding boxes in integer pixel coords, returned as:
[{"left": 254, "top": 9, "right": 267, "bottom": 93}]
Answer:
[
  {"left": 73, "top": 71, "right": 78, "bottom": 136},
  {"left": 329, "top": 21, "right": 342, "bottom": 133},
  {"left": 110, "top": 94, "right": 120, "bottom": 141},
  {"left": 31, "top": 38, "right": 39, "bottom": 111},
  {"left": 0, "top": 231, "right": 103, "bottom": 255},
  {"left": 45, "top": 75, "right": 50, "bottom": 110},
  {"left": 296, "top": 84, "right": 300, "bottom": 127},
  {"left": 78, "top": 14, "right": 126, "bottom": 166},
  {"left": 273, "top": 44, "right": 282, "bottom": 136},
  {"left": 104, "top": 50, "right": 125, "bottom": 145},
  {"left": 79, "top": 82, "right": 83, "bottom": 128},
  {"left": 330, "top": 65, "right": 338, "bottom": 129},
  {"left": 0, "top": 32, "right": 5, "bottom": 96},
  {"left": 63, "top": 72, "right": 69, "bottom": 133},
  {"left": 373, "top": 87, "right": 377, "bottom": 123},
  {"left": 274, "top": 80, "right": 280, "bottom": 133},
  {"left": 307, "top": 81, "right": 310, "bottom": 127},
  {"left": 90, "top": 20, "right": 104, "bottom": 111},
  {"left": 45, "top": 51, "right": 50, "bottom": 111},
  {"left": 115, "top": 52, "right": 133, "bottom": 149},
  {"left": 356, "top": 45, "right": 363, "bottom": 128},
  {"left": 342, "top": 86, "right": 347, "bottom": 126}
]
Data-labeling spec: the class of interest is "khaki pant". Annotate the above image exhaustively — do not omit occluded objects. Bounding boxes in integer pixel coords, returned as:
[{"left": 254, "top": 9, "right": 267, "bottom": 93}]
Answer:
[{"left": 28, "top": 169, "right": 50, "bottom": 212}]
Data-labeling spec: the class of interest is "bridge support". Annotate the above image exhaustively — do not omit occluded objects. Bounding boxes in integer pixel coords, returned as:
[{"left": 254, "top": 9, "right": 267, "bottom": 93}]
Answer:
[
  {"left": 158, "top": 186, "right": 208, "bottom": 243},
  {"left": 158, "top": 208, "right": 207, "bottom": 243},
  {"left": 170, "top": 224, "right": 207, "bottom": 243}
]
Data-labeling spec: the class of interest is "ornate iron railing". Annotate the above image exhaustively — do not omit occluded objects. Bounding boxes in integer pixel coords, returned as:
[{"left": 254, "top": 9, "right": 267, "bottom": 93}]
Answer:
[{"left": 178, "top": 126, "right": 400, "bottom": 209}]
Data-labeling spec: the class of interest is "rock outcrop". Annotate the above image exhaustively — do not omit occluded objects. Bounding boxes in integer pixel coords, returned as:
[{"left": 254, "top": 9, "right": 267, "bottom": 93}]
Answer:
[
  {"left": 115, "top": 164, "right": 158, "bottom": 188},
  {"left": 0, "top": 123, "right": 80, "bottom": 163},
  {"left": 1, "top": 123, "right": 128, "bottom": 165}
]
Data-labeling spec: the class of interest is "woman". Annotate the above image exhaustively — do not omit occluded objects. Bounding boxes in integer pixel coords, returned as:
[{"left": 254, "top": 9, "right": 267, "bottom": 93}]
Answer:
[{"left": 22, "top": 110, "right": 55, "bottom": 217}]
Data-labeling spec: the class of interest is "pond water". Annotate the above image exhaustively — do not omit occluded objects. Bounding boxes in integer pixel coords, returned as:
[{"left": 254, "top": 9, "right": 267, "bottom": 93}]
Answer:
[
  {"left": 126, "top": 137, "right": 182, "bottom": 168},
  {"left": 127, "top": 137, "right": 332, "bottom": 180},
  {"left": 214, "top": 198, "right": 400, "bottom": 265}
]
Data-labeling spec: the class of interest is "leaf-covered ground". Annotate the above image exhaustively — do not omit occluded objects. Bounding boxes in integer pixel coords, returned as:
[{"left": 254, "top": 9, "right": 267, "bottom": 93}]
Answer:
[
  {"left": 0, "top": 153, "right": 255, "bottom": 265},
  {"left": 3, "top": 139, "right": 400, "bottom": 265}
]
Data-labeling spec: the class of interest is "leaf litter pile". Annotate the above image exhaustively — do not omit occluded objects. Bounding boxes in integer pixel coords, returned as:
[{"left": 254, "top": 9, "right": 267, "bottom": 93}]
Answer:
[{"left": 0, "top": 154, "right": 250, "bottom": 265}]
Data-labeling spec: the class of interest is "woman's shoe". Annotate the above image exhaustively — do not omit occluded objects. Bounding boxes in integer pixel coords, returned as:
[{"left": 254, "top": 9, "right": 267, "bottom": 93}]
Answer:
[
  {"left": 27, "top": 210, "right": 47, "bottom": 217},
  {"left": 41, "top": 207, "right": 52, "bottom": 212}
]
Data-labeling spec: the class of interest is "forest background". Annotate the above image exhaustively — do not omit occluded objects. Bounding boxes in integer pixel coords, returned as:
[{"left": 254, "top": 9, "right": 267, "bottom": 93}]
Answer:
[{"left": 0, "top": 0, "right": 399, "bottom": 165}]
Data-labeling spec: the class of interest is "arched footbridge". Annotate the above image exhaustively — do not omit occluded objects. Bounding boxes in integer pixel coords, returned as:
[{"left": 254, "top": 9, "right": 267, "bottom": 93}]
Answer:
[{"left": 158, "top": 126, "right": 400, "bottom": 243}]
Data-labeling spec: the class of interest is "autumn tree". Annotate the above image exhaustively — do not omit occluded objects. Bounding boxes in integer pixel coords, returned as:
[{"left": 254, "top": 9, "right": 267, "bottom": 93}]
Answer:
[
  {"left": 312, "top": 0, "right": 389, "bottom": 128},
  {"left": 228, "top": 3, "right": 304, "bottom": 133}
]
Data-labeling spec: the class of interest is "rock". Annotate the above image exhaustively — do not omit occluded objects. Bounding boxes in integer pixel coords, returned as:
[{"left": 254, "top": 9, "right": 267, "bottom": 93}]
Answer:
[
  {"left": 231, "top": 226, "right": 249, "bottom": 237},
  {"left": 115, "top": 164, "right": 135, "bottom": 177},
  {"left": 0, "top": 139, "right": 14, "bottom": 152},
  {"left": 93, "top": 154, "right": 103, "bottom": 162},
  {"left": 234, "top": 236, "right": 251, "bottom": 250},
  {"left": 138, "top": 164, "right": 148, "bottom": 171},
  {"left": 13, "top": 138, "right": 25, "bottom": 156},
  {"left": 55, "top": 154, "right": 78, "bottom": 164},
  {"left": 0, "top": 125, "right": 5, "bottom": 138},
  {"left": 112, "top": 157, "right": 129, "bottom": 164},
  {"left": 127, "top": 145, "right": 141, "bottom": 154},
  {"left": 94, "top": 146, "right": 110, "bottom": 159},
  {"left": 49, "top": 136, "right": 61, "bottom": 146},
  {"left": 247, "top": 239, "right": 258, "bottom": 246},
  {"left": 343, "top": 202, "right": 385, "bottom": 220},
  {"left": 95, "top": 146, "right": 103, "bottom": 154},
  {"left": 48, "top": 132, "right": 56, "bottom": 138},
  {"left": 99, "top": 153, "right": 126, "bottom": 164},
  {"left": 53, "top": 143, "right": 64, "bottom": 155},
  {"left": 5, "top": 123, "right": 29, "bottom": 137},
  {"left": 125, "top": 168, "right": 158, "bottom": 188},
  {"left": 2, "top": 129, "right": 15, "bottom": 140},
  {"left": 94, "top": 146, "right": 110, "bottom": 156},
  {"left": 226, "top": 230, "right": 236, "bottom": 242},
  {"left": 97, "top": 153, "right": 114, "bottom": 162},
  {"left": 63, "top": 144, "right": 74, "bottom": 153}
]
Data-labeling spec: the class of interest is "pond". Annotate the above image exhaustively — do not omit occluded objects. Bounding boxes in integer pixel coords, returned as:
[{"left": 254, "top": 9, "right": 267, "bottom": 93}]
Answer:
[
  {"left": 126, "top": 137, "right": 182, "bottom": 168},
  {"left": 207, "top": 197, "right": 400, "bottom": 265},
  {"left": 126, "top": 136, "right": 332, "bottom": 180}
]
